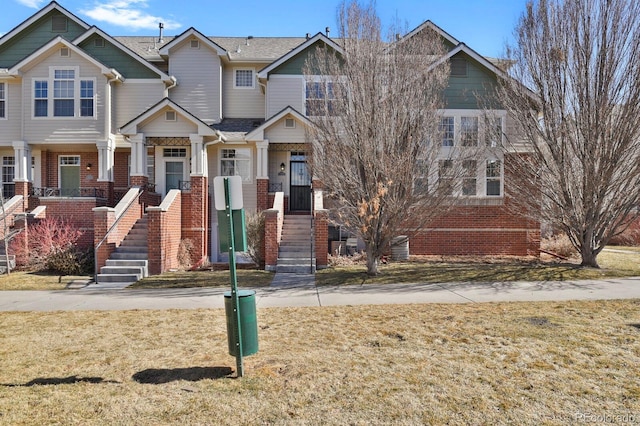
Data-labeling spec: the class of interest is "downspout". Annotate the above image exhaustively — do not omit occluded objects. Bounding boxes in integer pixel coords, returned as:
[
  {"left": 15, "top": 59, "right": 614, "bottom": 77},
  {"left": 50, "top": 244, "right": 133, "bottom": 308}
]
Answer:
[{"left": 164, "top": 76, "right": 177, "bottom": 97}]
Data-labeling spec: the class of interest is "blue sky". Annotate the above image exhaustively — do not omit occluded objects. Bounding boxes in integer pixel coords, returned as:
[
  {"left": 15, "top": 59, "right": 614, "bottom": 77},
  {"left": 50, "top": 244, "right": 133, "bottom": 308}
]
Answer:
[{"left": 2, "top": 0, "right": 527, "bottom": 57}]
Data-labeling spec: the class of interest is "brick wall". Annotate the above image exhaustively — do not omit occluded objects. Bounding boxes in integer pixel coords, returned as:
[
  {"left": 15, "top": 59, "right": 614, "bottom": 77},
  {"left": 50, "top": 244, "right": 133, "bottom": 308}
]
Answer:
[
  {"left": 147, "top": 190, "right": 182, "bottom": 275},
  {"left": 0, "top": 196, "right": 24, "bottom": 239},
  {"left": 314, "top": 209, "right": 329, "bottom": 269},
  {"left": 37, "top": 198, "right": 107, "bottom": 248},
  {"left": 263, "top": 192, "right": 284, "bottom": 271},
  {"left": 180, "top": 176, "right": 208, "bottom": 266},
  {"left": 257, "top": 178, "right": 269, "bottom": 211}
]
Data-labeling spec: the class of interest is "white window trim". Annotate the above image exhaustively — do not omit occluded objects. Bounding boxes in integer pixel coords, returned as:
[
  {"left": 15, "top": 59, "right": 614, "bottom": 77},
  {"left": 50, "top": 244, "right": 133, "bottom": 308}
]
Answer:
[
  {"left": 0, "top": 82, "right": 6, "bottom": 120},
  {"left": 234, "top": 68, "right": 255, "bottom": 89},
  {"left": 31, "top": 66, "right": 96, "bottom": 120},
  {"left": 219, "top": 147, "right": 252, "bottom": 183},
  {"left": 58, "top": 155, "right": 80, "bottom": 189}
]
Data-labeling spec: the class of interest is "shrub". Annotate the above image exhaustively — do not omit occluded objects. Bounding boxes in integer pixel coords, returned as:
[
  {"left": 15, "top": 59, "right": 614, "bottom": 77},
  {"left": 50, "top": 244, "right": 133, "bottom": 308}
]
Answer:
[
  {"left": 177, "top": 238, "right": 194, "bottom": 269},
  {"left": 245, "top": 211, "right": 265, "bottom": 267},
  {"left": 9, "top": 218, "right": 84, "bottom": 273},
  {"left": 541, "top": 233, "right": 577, "bottom": 259}
]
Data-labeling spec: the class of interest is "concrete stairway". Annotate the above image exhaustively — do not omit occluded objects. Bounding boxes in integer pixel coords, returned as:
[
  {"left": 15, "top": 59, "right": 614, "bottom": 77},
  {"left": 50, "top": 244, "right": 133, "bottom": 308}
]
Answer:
[
  {"left": 96, "top": 215, "right": 149, "bottom": 284},
  {"left": 276, "top": 215, "right": 315, "bottom": 273}
]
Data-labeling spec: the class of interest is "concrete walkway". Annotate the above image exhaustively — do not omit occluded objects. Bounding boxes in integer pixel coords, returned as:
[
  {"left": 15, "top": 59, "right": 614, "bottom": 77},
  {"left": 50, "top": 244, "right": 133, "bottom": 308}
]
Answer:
[{"left": 1, "top": 276, "right": 639, "bottom": 312}]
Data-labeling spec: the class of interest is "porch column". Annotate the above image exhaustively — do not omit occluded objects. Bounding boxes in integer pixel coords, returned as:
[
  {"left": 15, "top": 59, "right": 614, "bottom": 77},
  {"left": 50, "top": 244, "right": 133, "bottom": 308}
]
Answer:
[
  {"left": 129, "top": 133, "right": 148, "bottom": 188},
  {"left": 190, "top": 134, "right": 206, "bottom": 177},
  {"left": 96, "top": 138, "right": 115, "bottom": 182},
  {"left": 187, "top": 134, "right": 208, "bottom": 266},
  {"left": 12, "top": 141, "right": 31, "bottom": 210},
  {"left": 256, "top": 139, "right": 270, "bottom": 211}
]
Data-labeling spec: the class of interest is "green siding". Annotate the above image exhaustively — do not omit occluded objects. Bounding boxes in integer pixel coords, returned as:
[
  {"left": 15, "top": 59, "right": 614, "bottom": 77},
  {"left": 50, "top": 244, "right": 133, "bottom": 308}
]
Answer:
[
  {"left": 444, "top": 52, "right": 501, "bottom": 110},
  {"left": 272, "top": 42, "right": 340, "bottom": 75},
  {"left": 78, "top": 34, "right": 160, "bottom": 79},
  {"left": 0, "top": 11, "right": 87, "bottom": 68}
]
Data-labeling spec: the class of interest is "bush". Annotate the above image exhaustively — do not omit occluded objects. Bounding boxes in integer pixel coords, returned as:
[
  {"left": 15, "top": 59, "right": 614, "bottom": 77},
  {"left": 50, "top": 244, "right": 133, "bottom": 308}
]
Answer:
[
  {"left": 245, "top": 211, "right": 265, "bottom": 267},
  {"left": 177, "top": 238, "right": 194, "bottom": 269},
  {"left": 541, "top": 233, "right": 577, "bottom": 259},
  {"left": 9, "top": 218, "right": 85, "bottom": 273}
]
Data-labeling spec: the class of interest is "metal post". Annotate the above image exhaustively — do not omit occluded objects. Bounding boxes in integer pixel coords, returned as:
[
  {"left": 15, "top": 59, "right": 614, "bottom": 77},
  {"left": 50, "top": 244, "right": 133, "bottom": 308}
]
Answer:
[{"left": 224, "top": 177, "right": 244, "bottom": 378}]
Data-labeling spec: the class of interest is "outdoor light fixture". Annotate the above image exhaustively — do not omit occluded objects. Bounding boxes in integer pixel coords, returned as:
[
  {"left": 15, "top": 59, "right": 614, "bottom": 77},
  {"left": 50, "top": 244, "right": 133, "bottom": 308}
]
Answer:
[
  {"left": 86, "top": 163, "right": 92, "bottom": 171},
  {"left": 279, "top": 162, "right": 286, "bottom": 176}
]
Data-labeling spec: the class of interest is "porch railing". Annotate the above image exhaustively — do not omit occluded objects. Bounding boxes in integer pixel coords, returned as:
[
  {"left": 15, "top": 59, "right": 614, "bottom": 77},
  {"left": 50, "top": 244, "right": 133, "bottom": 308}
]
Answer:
[
  {"left": 268, "top": 182, "right": 283, "bottom": 192},
  {"left": 31, "top": 187, "right": 106, "bottom": 199}
]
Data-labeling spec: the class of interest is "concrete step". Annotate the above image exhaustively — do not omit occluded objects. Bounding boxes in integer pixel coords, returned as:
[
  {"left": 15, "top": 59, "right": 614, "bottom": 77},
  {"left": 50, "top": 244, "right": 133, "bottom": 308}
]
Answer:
[
  {"left": 110, "top": 252, "right": 148, "bottom": 260},
  {"left": 276, "top": 264, "right": 315, "bottom": 274},
  {"left": 96, "top": 273, "right": 142, "bottom": 283},
  {"left": 105, "top": 259, "right": 148, "bottom": 277},
  {"left": 114, "top": 246, "right": 148, "bottom": 254},
  {"left": 277, "top": 257, "right": 315, "bottom": 266},
  {"left": 278, "top": 250, "right": 314, "bottom": 258},
  {"left": 100, "top": 266, "right": 145, "bottom": 275}
]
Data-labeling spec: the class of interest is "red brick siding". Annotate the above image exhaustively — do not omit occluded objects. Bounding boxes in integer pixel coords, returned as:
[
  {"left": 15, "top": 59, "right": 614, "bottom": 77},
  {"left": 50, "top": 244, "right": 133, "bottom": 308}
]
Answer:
[
  {"left": 147, "top": 191, "right": 182, "bottom": 275},
  {"left": 257, "top": 178, "right": 269, "bottom": 211},
  {"left": 39, "top": 198, "right": 106, "bottom": 248},
  {"left": 180, "top": 176, "right": 209, "bottom": 266},
  {"left": 314, "top": 209, "right": 329, "bottom": 268}
]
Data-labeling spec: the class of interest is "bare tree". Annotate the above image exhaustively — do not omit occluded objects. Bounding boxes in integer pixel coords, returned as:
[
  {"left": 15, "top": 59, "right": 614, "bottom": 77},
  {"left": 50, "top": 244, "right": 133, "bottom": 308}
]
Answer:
[
  {"left": 497, "top": 0, "right": 640, "bottom": 267},
  {"left": 303, "top": 1, "right": 457, "bottom": 274}
]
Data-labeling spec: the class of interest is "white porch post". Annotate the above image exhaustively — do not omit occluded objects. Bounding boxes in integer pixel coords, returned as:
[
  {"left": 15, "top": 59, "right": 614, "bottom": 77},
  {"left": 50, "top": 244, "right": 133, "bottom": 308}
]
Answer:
[
  {"left": 129, "top": 133, "right": 146, "bottom": 179},
  {"left": 96, "top": 137, "right": 115, "bottom": 182},
  {"left": 189, "top": 134, "right": 206, "bottom": 177},
  {"left": 256, "top": 139, "right": 269, "bottom": 179},
  {"left": 12, "top": 140, "right": 31, "bottom": 182}
]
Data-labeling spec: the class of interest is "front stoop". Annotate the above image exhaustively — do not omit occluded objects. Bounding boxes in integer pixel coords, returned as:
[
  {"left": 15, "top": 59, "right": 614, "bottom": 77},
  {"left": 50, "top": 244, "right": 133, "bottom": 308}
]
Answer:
[
  {"left": 276, "top": 215, "right": 315, "bottom": 273},
  {"left": 96, "top": 215, "right": 149, "bottom": 284}
]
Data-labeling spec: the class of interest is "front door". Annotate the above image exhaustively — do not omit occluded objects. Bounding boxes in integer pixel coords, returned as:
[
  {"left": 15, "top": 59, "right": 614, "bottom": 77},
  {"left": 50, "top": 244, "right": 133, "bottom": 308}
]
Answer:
[
  {"left": 60, "top": 155, "right": 80, "bottom": 197},
  {"left": 165, "top": 161, "right": 184, "bottom": 193},
  {"left": 290, "top": 152, "right": 311, "bottom": 211}
]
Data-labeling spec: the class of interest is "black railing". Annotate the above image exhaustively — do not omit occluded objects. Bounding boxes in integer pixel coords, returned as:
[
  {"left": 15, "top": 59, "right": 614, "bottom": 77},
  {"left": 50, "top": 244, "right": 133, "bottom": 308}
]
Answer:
[
  {"left": 269, "top": 182, "right": 283, "bottom": 192},
  {"left": 31, "top": 187, "right": 106, "bottom": 199}
]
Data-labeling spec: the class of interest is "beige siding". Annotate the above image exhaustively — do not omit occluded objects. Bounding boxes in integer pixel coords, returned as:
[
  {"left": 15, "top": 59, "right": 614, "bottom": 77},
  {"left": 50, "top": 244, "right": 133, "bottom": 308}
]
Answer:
[
  {"left": 168, "top": 41, "right": 222, "bottom": 124},
  {"left": 22, "top": 51, "right": 106, "bottom": 143},
  {"left": 207, "top": 144, "right": 258, "bottom": 211},
  {"left": 0, "top": 80, "right": 23, "bottom": 144},
  {"left": 266, "top": 75, "right": 304, "bottom": 118},
  {"left": 138, "top": 108, "right": 198, "bottom": 136},
  {"left": 265, "top": 118, "right": 306, "bottom": 143},
  {"left": 115, "top": 80, "right": 165, "bottom": 128},
  {"left": 222, "top": 63, "right": 265, "bottom": 118}
]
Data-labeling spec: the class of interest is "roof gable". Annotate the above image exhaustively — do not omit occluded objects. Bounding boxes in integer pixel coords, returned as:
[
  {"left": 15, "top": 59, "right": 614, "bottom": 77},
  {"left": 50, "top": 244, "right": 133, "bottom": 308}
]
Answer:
[
  {"left": 8, "top": 36, "right": 120, "bottom": 78},
  {"left": 257, "top": 33, "right": 343, "bottom": 79},
  {"left": 159, "top": 27, "right": 226, "bottom": 57},
  {"left": 0, "top": 2, "right": 89, "bottom": 68},
  {"left": 120, "top": 98, "right": 221, "bottom": 138},
  {"left": 74, "top": 27, "right": 171, "bottom": 81},
  {"left": 402, "top": 20, "right": 460, "bottom": 52},
  {"left": 245, "top": 106, "right": 311, "bottom": 141}
]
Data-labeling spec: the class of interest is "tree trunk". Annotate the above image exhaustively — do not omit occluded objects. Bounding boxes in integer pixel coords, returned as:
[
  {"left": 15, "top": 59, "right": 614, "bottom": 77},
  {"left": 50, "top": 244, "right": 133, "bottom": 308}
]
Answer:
[
  {"left": 579, "top": 246, "right": 600, "bottom": 268},
  {"left": 365, "top": 247, "right": 379, "bottom": 275}
]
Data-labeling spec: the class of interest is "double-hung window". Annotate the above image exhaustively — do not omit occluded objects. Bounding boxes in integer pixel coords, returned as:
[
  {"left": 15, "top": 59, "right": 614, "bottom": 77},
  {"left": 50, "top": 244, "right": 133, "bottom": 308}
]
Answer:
[
  {"left": 462, "top": 160, "right": 477, "bottom": 196},
  {"left": 485, "top": 117, "right": 503, "bottom": 147},
  {"left": 486, "top": 160, "right": 502, "bottom": 196},
  {"left": 306, "top": 81, "right": 341, "bottom": 116},
  {"left": 2, "top": 156, "right": 15, "bottom": 199},
  {"left": 0, "top": 83, "right": 5, "bottom": 119},
  {"left": 33, "top": 67, "right": 95, "bottom": 118},
  {"left": 221, "top": 148, "right": 251, "bottom": 182},
  {"left": 461, "top": 117, "right": 478, "bottom": 146},
  {"left": 438, "top": 159, "right": 454, "bottom": 195},
  {"left": 440, "top": 117, "right": 455, "bottom": 147}
]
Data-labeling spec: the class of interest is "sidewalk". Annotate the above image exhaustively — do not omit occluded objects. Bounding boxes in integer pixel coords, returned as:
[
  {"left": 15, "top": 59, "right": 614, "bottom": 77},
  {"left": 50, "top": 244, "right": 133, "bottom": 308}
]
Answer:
[{"left": 1, "top": 276, "right": 639, "bottom": 312}]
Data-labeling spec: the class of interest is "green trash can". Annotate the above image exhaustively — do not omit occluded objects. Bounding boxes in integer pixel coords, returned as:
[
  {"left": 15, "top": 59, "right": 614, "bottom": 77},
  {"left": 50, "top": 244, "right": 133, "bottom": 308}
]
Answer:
[{"left": 224, "top": 290, "right": 259, "bottom": 357}]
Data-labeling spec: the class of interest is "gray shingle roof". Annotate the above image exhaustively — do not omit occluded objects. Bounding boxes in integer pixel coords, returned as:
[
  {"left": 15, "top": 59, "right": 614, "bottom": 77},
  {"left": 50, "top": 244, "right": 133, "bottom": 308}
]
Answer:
[
  {"left": 212, "top": 118, "right": 264, "bottom": 140},
  {"left": 114, "top": 36, "right": 306, "bottom": 62}
]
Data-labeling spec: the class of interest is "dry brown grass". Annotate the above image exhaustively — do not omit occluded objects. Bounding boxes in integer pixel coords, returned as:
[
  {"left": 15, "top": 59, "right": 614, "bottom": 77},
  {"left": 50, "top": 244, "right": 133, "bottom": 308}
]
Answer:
[
  {"left": 0, "top": 272, "right": 90, "bottom": 291},
  {"left": 1, "top": 300, "right": 639, "bottom": 424}
]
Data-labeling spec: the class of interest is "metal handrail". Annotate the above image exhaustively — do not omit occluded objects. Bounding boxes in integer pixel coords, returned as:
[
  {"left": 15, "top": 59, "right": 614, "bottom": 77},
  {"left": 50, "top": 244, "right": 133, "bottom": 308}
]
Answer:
[
  {"left": 93, "top": 187, "right": 142, "bottom": 282},
  {"left": 31, "top": 187, "right": 106, "bottom": 198}
]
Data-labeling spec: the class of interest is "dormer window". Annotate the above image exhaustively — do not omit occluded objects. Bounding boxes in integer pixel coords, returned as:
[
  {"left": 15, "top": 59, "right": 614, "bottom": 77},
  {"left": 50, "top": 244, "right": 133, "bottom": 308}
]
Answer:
[
  {"left": 51, "top": 16, "right": 68, "bottom": 32},
  {"left": 234, "top": 69, "right": 254, "bottom": 89}
]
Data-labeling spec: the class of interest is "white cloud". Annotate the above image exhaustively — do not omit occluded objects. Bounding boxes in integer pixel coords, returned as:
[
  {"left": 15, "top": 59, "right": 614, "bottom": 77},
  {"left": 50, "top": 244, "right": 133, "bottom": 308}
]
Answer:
[
  {"left": 15, "top": 0, "right": 46, "bottom": 8},
  {"left": 81, "top": 0, "right": 181, "bottom": 31}
]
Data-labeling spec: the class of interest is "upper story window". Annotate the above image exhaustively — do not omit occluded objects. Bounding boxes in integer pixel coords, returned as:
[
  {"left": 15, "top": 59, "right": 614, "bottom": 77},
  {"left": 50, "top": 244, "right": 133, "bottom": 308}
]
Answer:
[
  {"left": 221, "top": 148, "right": 251, "bottom": 182},
  {"left": 0, "top": 83, "right": 5, "bottom": 119},
  {"left": 460, "top": 116, "right": 479, "bottom": 147},
  {"left": 234, "top": 69, "right": 254, "bottom": 89},
  {"left": 32, "top": 67, "right": 95, "bottom": 119},
  {"left": 306, "top": 81, "right": 341, "bottom": 116},
  {"left": 486, "top": 159, "right": 502, "bottom": 196},
  {"left": 440, "top": 117, "right": 455, "bottom": 147},
  {"left": 485, "top": 117, "right": 504, "bottom": 147}
]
